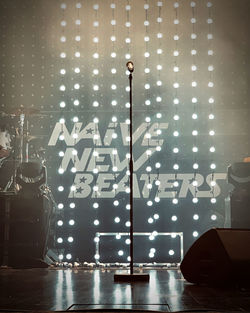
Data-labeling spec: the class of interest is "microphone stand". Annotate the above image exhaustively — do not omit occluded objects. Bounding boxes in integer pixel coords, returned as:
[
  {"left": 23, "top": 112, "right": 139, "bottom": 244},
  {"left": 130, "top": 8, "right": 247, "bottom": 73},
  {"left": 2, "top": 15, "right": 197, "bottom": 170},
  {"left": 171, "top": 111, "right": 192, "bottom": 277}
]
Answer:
[{"left": 114, "top": 62, "right": 149, "bottom": 282}]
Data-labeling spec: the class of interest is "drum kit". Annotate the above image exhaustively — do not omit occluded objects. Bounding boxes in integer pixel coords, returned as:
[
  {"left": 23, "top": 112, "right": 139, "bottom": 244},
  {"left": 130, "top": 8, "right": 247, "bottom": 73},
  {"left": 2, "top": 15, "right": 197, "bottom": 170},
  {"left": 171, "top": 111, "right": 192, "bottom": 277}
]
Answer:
[{"left": 0, "top": 107, "right": 46, "bottom": 192}]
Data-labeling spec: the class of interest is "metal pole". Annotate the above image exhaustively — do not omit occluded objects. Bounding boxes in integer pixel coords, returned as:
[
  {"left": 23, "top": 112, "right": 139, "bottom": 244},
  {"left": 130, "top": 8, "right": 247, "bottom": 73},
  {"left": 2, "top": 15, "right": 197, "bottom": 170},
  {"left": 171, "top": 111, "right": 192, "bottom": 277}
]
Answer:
[{"left": 129, "top": 73, "right": 133, "bottom": 275}]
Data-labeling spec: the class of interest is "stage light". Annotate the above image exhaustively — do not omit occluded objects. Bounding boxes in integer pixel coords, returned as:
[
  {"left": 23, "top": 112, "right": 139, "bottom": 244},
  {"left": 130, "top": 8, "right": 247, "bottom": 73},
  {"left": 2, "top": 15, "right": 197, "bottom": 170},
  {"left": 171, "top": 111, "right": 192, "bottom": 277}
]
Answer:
[
  {"left": 173, "top": 82, "right": 179, "bottom": 88},
  {"left": 69, "top": 203, "right": 75, "bottom": 209},
  {"left": 192, "top": 146, "right": 198, "bottom": 153},
  {"left": 147, "top": 201, "right": 153, "bottom": 206},
  {"left": 169, "top": 250, "right": 175, "bottom": 256},
  {"left": 74, "top": 83, "right": 80, "bottom": 89},
  {"left": 68, "top": 236, "right": 74, "bottom": 243},
  {"left": 210, "top": 163, "right": 216, "bottom": 169},
  {"left": 211, "top": 198, "right": 216, "bottom": 203},
  {"left": 72, "top": 116, "right": 78, "bottom": 123},
  {"left": 66, "top": 254, "right": 72, "bottom": 260},
  {"left": 193, "top": 214, "right": 199, "bottom": 220},
  {"left": 93, "top": 185, "right": 98, "bottom": 191},
  {"left": 173, "top": 50, "right": 179, "bottom": 56},
  {"left": 157, "top": 64, "right": 162, "bottom": 70},
  {"left": 57, "top": 220, "right": 63, "bottom": 226},
  {"left": 193, "top": 163, "right": 199, "bottom": 169},
  {"left": 209, "top": 130, "right": 215, "bottom": 136},
  {"left": 172, "top": 198, "right": 178, "bottom": 204},
  {"left": 125, "top": 221, "right": 131, "bottom": 227},
  {"left": 149, "top": 235, "right": 155, "bottom": 241},
  {"left": 71, "top": 185, "right": 76, "bottom": 191},
  {"left": 60, "top": 69, "right": 66, "bottom": 75},
  {"left": 58, "top": 203, "right": 64, "bottom": 209},
  {"left": 209, "top": 113, "right": 215, "bottom": 119},
  {"left": 93, "top": 202, "right": 99, "bottom": 209},
  {"left": 58, "top": 168, "right": 64, "bottom": 174},
  {"left": 156, "top": 96, "right": 162, "bottom": 102},
  {"left": 192, "top": 130, "right": 198, "bottom": 136},
  {"left": 94, "top": 219, "right": 99, "bottom": 226},
  {"left": 193, "top": 231, "right": 199, "bottom": 237},
  {"left": 57, "top": 237, "right": 63, "bottom": 243},
  {"left": 59, "top": 85, "right": 66, "bottom": 91},
  {"left": 191, "top": 65, "right": 197, "bottom": 71},
  {"left": 111, "top": 100, "right": 117, "bottom": 106},
  {"left": 59, "top": 101, "right": 66, "bottom": 108},
  {"left": 174, "top": 35, "right": 179, "bottom": 41},
  {"left": 192, "top": 180, "right": 198, "bottom": 187},
  {"left": 210, "top": 146, "right": 215, "bottom": 152},
  {"left": 148, "top": 217, "right": 154, "bottom": 224},
  {"left": 173, "top": 181, "right": 179, "bottom": 187},
  {"left": 58, "top": 186, "right": 64, "bottom": 192},
  {"left": 59, "top": 254, "right": 63, "bottom": 260},
  {"left": 73, "top": 100, "right": 79, "bottom": 106},
  {"left": 210, "top": 180, "right": 216, "bottom": 187},
  {"left": 154, "top": 214, "right": 159, "bottom": 220},
  {"left": 157, "top": 48, "right": 163, "bottom": 54},
  {"left": 75, "top": 51, "right": 80, "bottom": 57},
  {"left": 60, "top": 52, "right": 66, "bottom": 58},
  {"left": 192, "top": 113, "right": 198, "bottom": 119},
  {"left": 94, "top": 237, "right": 99, "bottom": 243},
  {"left": 208, "top": 82, "right": 214, "bottom": 87},
  {"left": 155, "top": 196, "right": 160, "bottom": 202},
  {"left": 191, "top": 33, "right": 197, "bottom": 39},
  {"left": 192, "top": 197, "right": 198, "bottom": 203},
  {"left": 173, "top": 114, "right": 180, "bottom": 120},
  {"left": 173, "top": 164, "right": 179, "bottom": 170},
  {"left": 71, "top": 167, "right": 76, "bottom": 173},
  {"left": 118, "top": 250, "right": 124, "bottom": 256},
  {"left": 147, "top": 183, "right": 152, "bottom": 189},
  {"left": 69, "top": 219, "right": 75, "bottom": 226},
  {"left": 155, "top": 180, "right": 161, "bottom": 186},
  {"left": 173, "top": 148, "right": 179, "bottom": 153}
]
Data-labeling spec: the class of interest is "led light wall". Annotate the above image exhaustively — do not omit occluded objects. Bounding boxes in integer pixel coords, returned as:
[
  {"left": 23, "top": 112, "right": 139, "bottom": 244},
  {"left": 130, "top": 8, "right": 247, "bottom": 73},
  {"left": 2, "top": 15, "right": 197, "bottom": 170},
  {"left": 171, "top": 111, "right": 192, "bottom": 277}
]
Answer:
[{"left": 0, "top": 0, "right": 250, "bottom": 263}]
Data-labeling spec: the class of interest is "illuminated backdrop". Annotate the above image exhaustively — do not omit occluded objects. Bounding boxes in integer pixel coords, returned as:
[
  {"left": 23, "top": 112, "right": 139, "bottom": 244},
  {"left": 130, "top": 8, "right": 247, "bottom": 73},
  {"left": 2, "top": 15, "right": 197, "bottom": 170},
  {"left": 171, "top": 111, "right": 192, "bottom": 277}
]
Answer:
[{"left": 0, "top": 0, "right": 250, "bottom": 263}]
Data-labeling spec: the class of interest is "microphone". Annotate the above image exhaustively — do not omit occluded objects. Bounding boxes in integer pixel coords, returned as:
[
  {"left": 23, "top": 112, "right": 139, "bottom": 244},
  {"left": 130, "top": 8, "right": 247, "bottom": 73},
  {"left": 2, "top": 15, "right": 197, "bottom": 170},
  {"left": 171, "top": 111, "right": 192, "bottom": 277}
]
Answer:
[{"left": 126, "top": 61, "right": 134, "bottom": 73}]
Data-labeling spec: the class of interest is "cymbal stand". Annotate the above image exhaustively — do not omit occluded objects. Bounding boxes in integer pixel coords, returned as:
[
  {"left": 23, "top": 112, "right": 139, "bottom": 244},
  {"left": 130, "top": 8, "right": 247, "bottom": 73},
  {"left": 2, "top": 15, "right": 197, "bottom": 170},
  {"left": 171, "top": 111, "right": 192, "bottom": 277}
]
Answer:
[{"left": 19, "top": 113, "right": 25, "bottom": 163}]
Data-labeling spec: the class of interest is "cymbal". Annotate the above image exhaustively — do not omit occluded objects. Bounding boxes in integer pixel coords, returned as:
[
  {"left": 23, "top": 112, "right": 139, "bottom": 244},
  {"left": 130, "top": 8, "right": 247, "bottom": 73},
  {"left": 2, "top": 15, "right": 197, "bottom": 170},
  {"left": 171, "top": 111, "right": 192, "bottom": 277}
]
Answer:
[{"left": 6, "top": 107, "right": 40, "bottom": 116}]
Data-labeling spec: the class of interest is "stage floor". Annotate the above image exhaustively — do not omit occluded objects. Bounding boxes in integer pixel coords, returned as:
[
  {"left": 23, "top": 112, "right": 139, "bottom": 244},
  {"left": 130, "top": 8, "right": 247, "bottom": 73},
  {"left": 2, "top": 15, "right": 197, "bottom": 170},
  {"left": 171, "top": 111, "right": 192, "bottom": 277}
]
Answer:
[{"left": 0, "top": 267, "right": 250, "bottom": 312}]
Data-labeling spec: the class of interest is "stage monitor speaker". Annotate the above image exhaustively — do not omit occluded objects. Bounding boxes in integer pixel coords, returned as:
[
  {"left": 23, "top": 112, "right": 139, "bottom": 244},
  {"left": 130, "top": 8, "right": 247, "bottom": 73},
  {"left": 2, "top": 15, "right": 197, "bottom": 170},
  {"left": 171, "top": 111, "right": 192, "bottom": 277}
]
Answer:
[{"left": 180, "top": 228, "right": 250, "bottom": 285}]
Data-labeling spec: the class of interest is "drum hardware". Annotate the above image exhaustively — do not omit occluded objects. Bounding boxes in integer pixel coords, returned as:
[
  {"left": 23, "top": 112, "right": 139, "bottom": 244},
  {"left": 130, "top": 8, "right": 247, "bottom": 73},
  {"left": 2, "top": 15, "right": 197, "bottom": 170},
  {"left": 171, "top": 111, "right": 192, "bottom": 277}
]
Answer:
[{"left": 0, "top": 107, "right": 46, "bottom": 193}]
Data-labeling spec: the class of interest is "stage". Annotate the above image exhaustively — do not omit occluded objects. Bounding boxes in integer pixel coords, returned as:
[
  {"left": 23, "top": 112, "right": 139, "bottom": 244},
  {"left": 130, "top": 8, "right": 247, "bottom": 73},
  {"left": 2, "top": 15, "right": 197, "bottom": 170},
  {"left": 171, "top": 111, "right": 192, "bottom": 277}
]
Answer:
[{"left": 0, "top": 267, "right": 250, "bottom": 312}]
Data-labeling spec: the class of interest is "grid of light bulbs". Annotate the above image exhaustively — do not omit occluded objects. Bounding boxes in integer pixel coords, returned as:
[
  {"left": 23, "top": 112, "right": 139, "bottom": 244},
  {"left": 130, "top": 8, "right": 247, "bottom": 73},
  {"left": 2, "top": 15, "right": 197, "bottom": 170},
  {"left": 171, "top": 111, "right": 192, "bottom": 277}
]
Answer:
[{"left": 55, "top": 1, "right": 216, "bottom": 262}]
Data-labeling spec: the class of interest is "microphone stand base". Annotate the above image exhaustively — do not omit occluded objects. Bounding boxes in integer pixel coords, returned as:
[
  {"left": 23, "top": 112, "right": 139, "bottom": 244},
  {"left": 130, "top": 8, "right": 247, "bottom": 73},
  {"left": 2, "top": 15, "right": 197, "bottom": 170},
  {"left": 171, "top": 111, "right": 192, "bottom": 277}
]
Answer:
[{"left": 114, "top": 273, "right": 150, "bottom": 282}]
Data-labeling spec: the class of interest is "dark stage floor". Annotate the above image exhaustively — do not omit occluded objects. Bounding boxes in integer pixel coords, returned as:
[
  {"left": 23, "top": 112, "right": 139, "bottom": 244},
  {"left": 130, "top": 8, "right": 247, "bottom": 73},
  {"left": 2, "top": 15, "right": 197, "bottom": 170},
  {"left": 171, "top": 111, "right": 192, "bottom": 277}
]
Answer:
[{"left": 0, "top": 268, "right": 250, "bottom": 312}]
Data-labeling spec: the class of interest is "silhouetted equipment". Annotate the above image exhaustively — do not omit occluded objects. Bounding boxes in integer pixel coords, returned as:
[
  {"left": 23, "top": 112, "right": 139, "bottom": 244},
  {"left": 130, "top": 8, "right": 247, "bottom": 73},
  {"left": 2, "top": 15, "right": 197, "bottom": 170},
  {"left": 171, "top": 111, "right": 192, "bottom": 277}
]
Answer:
[
  {"left": 227, "top": 162, "right": 250, "bottom": 228},
  {"left": 180, "top": 228, "right": 250, "bottom": 285},
  {"left": 0, "top": 189, "right": 57, "bottom": 268}
]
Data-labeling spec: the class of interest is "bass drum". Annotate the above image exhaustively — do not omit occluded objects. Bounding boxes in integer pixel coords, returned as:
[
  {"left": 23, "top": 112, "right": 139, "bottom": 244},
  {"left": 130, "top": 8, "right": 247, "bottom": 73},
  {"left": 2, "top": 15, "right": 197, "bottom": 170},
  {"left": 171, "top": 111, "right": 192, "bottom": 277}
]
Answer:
[{"left": 0, "top": 130, "right": 11, "bottom": 165}]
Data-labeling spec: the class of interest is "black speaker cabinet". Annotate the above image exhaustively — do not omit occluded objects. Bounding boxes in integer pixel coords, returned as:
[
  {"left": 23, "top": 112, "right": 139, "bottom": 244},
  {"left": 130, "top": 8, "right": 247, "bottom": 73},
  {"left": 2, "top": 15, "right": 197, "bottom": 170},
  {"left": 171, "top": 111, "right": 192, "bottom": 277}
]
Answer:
[
  {"left": 180, "top": 228, "right": 250, "bottom": 285},
  {"left": 0, "top": 193, "right": 54, "bottom": 268}
]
